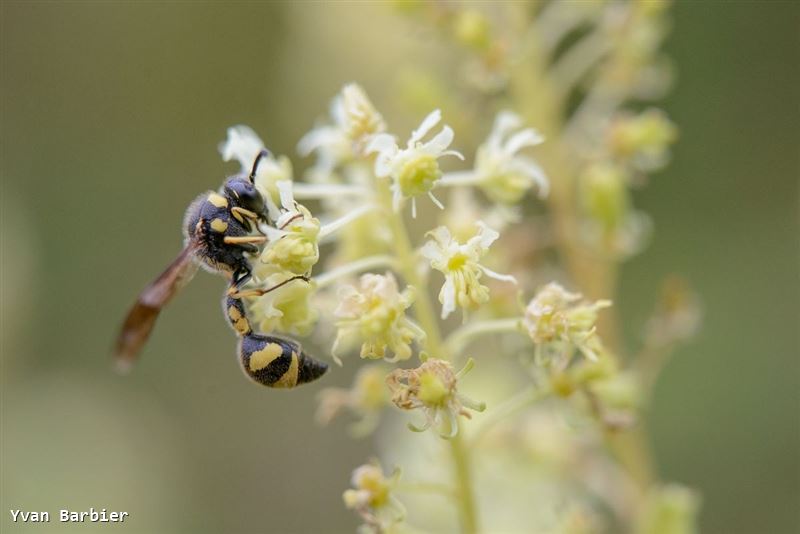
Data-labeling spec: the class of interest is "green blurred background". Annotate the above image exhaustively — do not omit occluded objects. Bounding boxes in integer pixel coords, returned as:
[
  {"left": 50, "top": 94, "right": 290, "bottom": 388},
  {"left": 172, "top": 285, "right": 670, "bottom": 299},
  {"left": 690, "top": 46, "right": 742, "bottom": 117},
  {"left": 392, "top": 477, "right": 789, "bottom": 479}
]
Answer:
[{"left": 1, "top": 2, "right": 797, "bottom": 533}]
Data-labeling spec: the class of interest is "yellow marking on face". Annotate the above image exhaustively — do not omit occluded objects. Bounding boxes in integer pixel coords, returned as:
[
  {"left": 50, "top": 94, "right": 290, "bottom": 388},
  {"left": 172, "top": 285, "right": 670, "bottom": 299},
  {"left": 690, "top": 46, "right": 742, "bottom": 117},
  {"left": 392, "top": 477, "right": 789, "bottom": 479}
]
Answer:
[
  {"left": 228, "top": 305, "right": 242, "bottom": 321},
  {"left": 274, "top": 352, "right": 299, "bottom": 388},
  {"left": 234, "top": 317, "right": 250, "bottom": 335},
  {"left": 210, "top": 218, "right": 228, "bottom": 233},
  {"left": 231, "top": 209, "right": 245, "bottom": 224},
  {"left": 249, "top": 343, "right": 283, "bottom": 372},
  {"left": 207, "top": 192, "right": 228, "bottom": 208}
]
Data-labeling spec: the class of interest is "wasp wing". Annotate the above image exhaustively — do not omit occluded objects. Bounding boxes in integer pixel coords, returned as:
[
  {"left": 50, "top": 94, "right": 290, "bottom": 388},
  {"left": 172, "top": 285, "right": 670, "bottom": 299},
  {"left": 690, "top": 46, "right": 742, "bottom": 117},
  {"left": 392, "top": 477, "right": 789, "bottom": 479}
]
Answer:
[{"left": 114, "top": 243, "right": 200, "bottom": 372}]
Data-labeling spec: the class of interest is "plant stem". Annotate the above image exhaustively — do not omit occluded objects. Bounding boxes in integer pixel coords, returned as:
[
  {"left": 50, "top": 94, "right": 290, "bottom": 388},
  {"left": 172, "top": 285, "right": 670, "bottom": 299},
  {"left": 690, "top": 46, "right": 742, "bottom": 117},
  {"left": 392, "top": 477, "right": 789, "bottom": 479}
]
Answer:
[
  {"left": 375, "top": 179, "right": 479, "bottom": 534},
  {"left": 449, "top": 427, "right": 479, "bottom": 534},
  {"left": 376, "top": 180, "right": 446, "bottom": 360},
  {"left": 312, "top": 254, "right": 396, "bottom": 289},
  {"left": 472, "top": 386, "right": 550, "bottom": 444},
  {"left": 445, "top": 317, "right": 525, "bottom": 356},
  {"left": 506, "top": 2, "right": 652, "bottom": 490}
]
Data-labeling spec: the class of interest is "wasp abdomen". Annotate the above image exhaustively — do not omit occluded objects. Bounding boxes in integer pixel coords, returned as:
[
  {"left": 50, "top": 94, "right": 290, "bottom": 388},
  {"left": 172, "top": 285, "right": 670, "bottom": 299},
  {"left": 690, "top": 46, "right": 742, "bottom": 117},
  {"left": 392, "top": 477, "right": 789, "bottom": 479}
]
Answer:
[
  {"left": 224, "top": 294, "right": 252, "bottom": 336},
  {"left": 238, "top": 334, "right": 328, "bottom": 388}
]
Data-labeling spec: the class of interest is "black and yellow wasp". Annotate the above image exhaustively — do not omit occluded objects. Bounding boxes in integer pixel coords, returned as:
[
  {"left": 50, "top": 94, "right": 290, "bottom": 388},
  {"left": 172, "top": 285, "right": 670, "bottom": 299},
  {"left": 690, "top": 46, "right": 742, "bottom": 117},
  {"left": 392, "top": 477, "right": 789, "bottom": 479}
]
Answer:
[{"left": 114, "top": 150, "right": 328, "bottom": 388}]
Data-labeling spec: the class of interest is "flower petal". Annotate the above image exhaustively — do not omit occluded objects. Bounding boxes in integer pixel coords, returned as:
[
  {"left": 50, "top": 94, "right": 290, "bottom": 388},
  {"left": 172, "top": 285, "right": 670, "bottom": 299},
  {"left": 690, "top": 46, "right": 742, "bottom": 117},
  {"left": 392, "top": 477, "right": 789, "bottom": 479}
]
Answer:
[
  {"left": 420, "top": 240, "right": 446, "bottom": 264},
  {"left": 439, "top": 276, "right": 456, "bottom": 319},
  {"left": 409, "top": 109, "right": 442, "bottom": 145},
  {"left": 473, "top": 221, "right": 500, "bottom": 249},
  {"left": 219, "top": 125, "right": 264, "bottom": 170},
  {"left": 438, "top": 170, "right": 479, "bottom": 187},
  {"left": 426, "top": 225, "right": 452, "bottom": 247},
  {"left": 487, "top": 111, "right": 522, "bottom": 149},
  {"left": 440, "top": 149, "right": 465, "bottom": 160},
  {"left": 505, "top": 128, "right": 545, "bottom": 155},
  {"left": 276, "top": 180, "right": 296, "bottom": 211},
  {"left": 365, "top": 133, "right": 398, "bottom": 156},
  {"left": 514, "top": 157, "right": 550, "bottom": 198},
  {"left": 479, "top": 265, "right": 517, "bottom": 284},
  {"left": 420, "top": 125, "right": 453, "bottom": 155},
  {"left": 297, "top": 126, "right": 341, "bottom": 156}
]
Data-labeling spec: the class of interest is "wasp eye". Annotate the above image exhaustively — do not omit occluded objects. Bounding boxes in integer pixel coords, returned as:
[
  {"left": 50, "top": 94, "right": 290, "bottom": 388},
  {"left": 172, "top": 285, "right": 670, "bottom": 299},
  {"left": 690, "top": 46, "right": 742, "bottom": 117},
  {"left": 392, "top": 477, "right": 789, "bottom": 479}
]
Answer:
[{"left": 224, "top": 178, "right": 265, "bottom": 215}]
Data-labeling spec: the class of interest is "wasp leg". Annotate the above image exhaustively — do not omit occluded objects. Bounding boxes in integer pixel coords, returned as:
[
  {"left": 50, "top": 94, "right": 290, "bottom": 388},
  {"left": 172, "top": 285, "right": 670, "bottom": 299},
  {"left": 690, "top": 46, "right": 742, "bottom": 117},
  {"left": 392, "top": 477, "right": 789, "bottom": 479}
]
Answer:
[
  {"left": 231, "top": 206, "right": 260, "bottom": 225},
  {"left": 228, "top": 275, "right": 309, "bottom": 299},
  {"left": 224, "top": 235, "right": 267, "bottom": 245},
  {"left": 279, "top": 213, "right": 303, "bottom": 230},
  {"left": 230, "top": 267, "right": 253, "bottom": 291}
]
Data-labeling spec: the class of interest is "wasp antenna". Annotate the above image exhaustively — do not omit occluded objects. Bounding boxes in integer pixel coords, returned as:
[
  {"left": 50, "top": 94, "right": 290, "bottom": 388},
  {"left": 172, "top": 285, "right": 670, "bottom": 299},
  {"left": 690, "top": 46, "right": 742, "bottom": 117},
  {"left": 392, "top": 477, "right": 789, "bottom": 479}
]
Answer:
[{"left": 249, "top": 149, "right": 271, "bottom": 183}]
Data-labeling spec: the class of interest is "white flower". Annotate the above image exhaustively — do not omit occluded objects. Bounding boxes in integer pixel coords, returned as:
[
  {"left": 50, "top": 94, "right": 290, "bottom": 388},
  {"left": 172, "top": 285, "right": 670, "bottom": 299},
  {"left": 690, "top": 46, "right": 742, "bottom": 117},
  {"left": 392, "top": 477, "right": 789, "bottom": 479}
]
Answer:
[
  {"left": 332, "top": 273, "right": 424, "bottom": 363},
  {"left": 421, "top": 221, "right": 516, "bottom": 320},
  {"left": 248, "top": 273, "right": 318, "bottom": 336},
  {"left": 219, "top": 125, "right": 293, "bottom": 204},
  {"left": 343, "top": 461, "right": 405, "bottom": 533},
  {"left": 256, "top": 181, "right": 320, "bottom": 276},
  {"left": 367, "top": 109, "right": 463, "bottom": 217},
  {"left": 298, "top": 83, "right": 385, "bottom": 175},
  {"left": 219, "top": 124, "right": 264, "bottom": 169},
  {"left": 440, "top": 110, "right": 548, "bottom": 204}
]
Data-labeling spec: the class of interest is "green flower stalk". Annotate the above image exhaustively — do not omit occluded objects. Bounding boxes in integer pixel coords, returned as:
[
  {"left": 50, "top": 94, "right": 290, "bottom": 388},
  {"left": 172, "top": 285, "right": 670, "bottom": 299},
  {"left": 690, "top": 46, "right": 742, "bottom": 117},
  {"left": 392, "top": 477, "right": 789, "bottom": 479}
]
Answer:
[{"left": 220, "top": 2, "right": 696, "bottom": 530}]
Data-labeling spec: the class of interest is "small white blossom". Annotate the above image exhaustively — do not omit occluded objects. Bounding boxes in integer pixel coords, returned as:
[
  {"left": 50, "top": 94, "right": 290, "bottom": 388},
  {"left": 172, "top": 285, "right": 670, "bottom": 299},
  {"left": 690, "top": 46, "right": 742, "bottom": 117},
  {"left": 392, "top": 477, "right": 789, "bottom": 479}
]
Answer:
[
  {"left": 367, "top": 109, "right": 463, "bottom": 217},
  {"left": 247, "top": 273, "right": 318, "bottom": 336},
  {"left": 440, "top": 111, "right": 548, "bottom": 204},
  {"left": 421, "top": 222, "right": 516, "bottom": 320},
  {"left": 219, "top": 124, "right": 264, "bottom": 169},
  {"left": 298, "top": 83, "right": 385, "bottom": 175},
  {"left": 333, "top": 273, "right": 425, "bottom": 363},
  {"left": 257, "top": 181, "right": 320, "bottom": 276},
  {"left": 343, "top": 461, "right": 405, "bottom": 534}
]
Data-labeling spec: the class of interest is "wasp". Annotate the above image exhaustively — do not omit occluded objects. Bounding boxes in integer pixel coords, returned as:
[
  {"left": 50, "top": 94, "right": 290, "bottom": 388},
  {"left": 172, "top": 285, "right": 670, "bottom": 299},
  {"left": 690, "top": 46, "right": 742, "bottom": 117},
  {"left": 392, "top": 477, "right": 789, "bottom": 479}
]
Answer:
[
  {"left": 114, "top": 150, "right": 328, "bottom": 387},
  {"left": 223, "top": 283, "right": 327, "bottom": 387}
]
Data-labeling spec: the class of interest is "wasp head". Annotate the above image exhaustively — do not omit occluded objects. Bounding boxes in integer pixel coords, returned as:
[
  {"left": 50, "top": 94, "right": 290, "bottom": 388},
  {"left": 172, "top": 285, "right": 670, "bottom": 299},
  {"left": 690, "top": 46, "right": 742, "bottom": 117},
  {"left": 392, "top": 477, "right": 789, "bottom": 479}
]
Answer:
[{"left": 224, "top": 175, "right": 266, "bottom": 218}]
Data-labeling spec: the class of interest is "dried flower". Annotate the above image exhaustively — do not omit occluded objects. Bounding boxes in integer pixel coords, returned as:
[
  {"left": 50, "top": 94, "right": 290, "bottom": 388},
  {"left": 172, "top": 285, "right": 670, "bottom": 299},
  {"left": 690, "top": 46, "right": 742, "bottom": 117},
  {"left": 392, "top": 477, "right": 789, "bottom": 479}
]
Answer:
[
  {"left": 523, "top": 282, "right": 611, "bottom": 362},
  {"left": 386, "top": 358, "right": 485, "bottom": 438}
]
